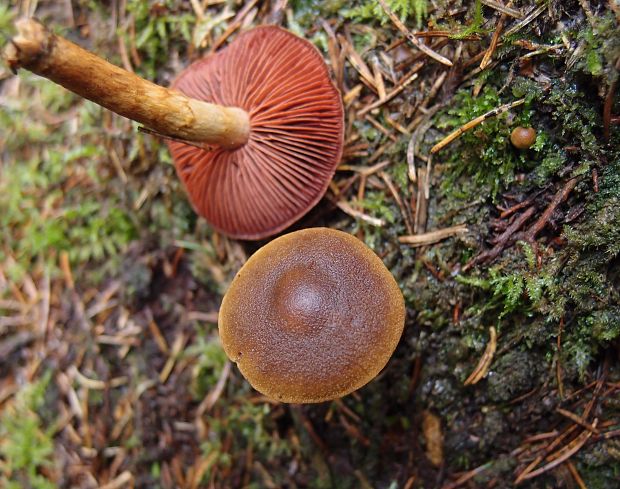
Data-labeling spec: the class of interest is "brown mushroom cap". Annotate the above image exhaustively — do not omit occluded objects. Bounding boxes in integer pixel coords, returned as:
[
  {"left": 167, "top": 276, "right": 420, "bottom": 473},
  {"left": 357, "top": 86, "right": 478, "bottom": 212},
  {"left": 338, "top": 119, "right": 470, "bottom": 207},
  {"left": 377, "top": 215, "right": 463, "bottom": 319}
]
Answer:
[
  {"left": 167, "top": 26, "right": 344, "bottom": 240},
  {"left": 218, "top": 228, "right": 406, "bottom": 403},
  {"left": 510, "top": 126, "right": 537, "bottom": 149}
]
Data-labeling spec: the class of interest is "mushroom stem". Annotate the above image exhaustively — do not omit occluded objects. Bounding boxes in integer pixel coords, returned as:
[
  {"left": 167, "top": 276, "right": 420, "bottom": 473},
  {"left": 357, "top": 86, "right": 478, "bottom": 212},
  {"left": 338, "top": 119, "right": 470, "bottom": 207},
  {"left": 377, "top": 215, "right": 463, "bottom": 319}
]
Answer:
[{"left": 3, "top": 18, "right": 250, "bottom": 149}]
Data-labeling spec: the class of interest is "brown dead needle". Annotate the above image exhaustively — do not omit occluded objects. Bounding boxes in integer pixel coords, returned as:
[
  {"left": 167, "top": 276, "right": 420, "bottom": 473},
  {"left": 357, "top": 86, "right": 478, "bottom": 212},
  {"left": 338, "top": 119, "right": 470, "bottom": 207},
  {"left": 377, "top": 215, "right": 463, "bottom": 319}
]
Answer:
[
  {"left": 4, "top": 19, "right": 344, "bottom": 240},
  {"left": 218, "top": 228, "right": 406, "bottom": 403}
]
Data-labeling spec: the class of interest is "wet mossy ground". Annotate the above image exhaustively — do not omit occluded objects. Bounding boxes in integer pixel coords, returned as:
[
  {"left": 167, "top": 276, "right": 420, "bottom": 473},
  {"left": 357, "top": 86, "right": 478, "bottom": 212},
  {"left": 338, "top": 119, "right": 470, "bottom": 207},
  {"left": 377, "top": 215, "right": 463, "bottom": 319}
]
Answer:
[
  {"left": 315, "top": 0, "right": 620, "bottom": 486},
  {"left": 227, "top": 0, "right": 620, "bottom": 482},
  {"left": 1, "top": 0, "right": 619, "bottom": 488}
]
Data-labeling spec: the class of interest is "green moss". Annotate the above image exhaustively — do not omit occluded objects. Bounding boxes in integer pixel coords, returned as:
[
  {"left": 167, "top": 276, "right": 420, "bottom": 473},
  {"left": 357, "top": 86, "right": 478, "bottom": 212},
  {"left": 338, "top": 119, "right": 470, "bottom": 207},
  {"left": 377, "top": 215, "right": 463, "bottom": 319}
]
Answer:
[
  {"left": 579, "top": 445, "right": 620, "bottom": 489},
  {"left": 200, "top": 400, "right": 292, "bottom": 486},
  {"left": 437, "top": 85, "right": 537, "bottom": 199},
  {"left": 187, "top": 333, "right": 228, "bottom": 398},
  {"left": 451, "top": 154, "right": 620, "bottom": 380},
  {"left": 124, "top": 0, "right": 194, "bottom": 80},
  {"left": 343, "top": 0, "right": 429, "bottom": 27},
  {"left": 575, "top": 13, "right": 620, "bottom": 84},
  {"left": 390, "top": 10, "right": 620, "bottom": 482},
  {"left": 552, "top": 161, "right": 620, "bottom": 378},
  {"left": 443, "top": 0, "right": 486, "bottom": 39},
  {"left": 0, "top": 373, "right": 55, "bottom": 489},
  {"left": 0, "top": 90, "right": 138, "bottom": 276}
]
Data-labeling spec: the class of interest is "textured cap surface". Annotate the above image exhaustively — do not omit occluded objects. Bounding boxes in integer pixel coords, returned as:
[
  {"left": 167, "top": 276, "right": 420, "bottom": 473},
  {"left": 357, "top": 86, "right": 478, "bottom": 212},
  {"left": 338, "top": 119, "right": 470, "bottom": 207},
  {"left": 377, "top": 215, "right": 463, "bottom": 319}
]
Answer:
[
  {"left": 168, "top": 26, "right": 344, "bottom": 240},
  {"left": 218, "top": 228, "right": 406, "bottom": 403},
  {"left": 510, "top": 126, "right": 536, "bottom": 149}
]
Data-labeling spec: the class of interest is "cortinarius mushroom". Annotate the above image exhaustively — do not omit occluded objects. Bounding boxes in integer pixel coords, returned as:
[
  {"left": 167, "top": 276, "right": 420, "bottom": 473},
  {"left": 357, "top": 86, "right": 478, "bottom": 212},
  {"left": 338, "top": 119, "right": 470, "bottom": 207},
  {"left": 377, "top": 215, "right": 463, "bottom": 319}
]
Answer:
[
  {"left": 168, "top": 26, "right": 344, "bottom": 239},
  {"left": 218, "top": 228, "right": 406, "bottom": 403},
  {"left": 4, "top": 20, "right": 343, "bottom": 240}
]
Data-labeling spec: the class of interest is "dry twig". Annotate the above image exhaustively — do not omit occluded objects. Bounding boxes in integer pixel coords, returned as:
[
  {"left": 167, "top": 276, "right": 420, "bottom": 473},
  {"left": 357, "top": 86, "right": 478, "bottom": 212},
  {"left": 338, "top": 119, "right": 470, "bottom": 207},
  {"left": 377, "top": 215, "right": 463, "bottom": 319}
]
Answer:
[
  {"left": 504, "top": 3, "right": 547, "bottom": 37},
  {"left": 431, "top": 99, "right": 525, "bottom": 153},
  {"left": 336, "top": 200, "right": 385, "bottom": 227},
  {"left": 464, "top": 327, "right": 498, "bottom": 386},
  {"left": 566, "top": 461, "right": 588, "bottom": 489},
  {"left": 442, "top": 463, "right": 492, "bottom": 489},
  {"left": 523, "top": 178, "right": 579, "bottom": 242},
  {"left": 376, "top": 0, "right": 453, "bottom": 66},
  {"left": 480, "top": 0, "right": 522, "bottom": 18},
  {"left": 98, "top": 471, "right": 133, "bottom": 489},
  {"left": 516, "top": 420, "right": 598, "bottom": 482},
  {"left": 464, "top": 206, "right": 535, "bottom": 271},
  {"left": 399, "top": 224, "right": 468, "bottom": 247},
  {"left": 380, "top": 171, "right": 413, "bottom": 234},
  {"left": 480, "top": 6, "right": 510, "bottom": 69},
  {"left": 358, "top": 70, "right": 420, "bottom": 116}
]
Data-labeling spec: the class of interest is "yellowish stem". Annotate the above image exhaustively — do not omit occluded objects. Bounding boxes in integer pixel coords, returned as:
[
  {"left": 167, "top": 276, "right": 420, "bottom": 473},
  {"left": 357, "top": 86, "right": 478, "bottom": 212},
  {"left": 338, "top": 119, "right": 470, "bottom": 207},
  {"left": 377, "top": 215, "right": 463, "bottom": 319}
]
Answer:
[{"left": 3, "top": 18, "right": 250, "bottom": 149}]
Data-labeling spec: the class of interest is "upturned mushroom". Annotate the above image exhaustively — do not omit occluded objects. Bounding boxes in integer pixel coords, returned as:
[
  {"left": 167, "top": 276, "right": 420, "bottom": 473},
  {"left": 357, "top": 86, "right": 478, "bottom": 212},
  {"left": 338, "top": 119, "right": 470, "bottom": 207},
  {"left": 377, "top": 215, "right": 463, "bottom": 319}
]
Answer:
[
  {"left": 3, "top": 19, "right": 344, "bottom": 240},
  {"left": 218, "top": 228, "right": 406, "bottom": 403}
]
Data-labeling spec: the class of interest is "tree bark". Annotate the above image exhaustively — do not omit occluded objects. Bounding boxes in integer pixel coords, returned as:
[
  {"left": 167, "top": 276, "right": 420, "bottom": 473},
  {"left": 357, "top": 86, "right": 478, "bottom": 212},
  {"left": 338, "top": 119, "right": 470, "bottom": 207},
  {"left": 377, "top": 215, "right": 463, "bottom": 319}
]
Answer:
[{"left": 3, "top": 18, "right": 250, "bottom": 149}]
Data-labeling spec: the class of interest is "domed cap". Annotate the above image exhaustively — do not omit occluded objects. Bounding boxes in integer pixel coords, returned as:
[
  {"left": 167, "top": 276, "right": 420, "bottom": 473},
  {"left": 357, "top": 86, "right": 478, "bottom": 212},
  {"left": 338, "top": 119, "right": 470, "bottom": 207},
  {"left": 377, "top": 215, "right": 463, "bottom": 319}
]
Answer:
[
  {"left": 218, "top": 228, "right": 406, "bottom": 403},
  {"left": 510, "top": 126, "right": 536, "bottom": 149},
  {"left": 168, "top": 26, "right": 344, "bottom": 240}
]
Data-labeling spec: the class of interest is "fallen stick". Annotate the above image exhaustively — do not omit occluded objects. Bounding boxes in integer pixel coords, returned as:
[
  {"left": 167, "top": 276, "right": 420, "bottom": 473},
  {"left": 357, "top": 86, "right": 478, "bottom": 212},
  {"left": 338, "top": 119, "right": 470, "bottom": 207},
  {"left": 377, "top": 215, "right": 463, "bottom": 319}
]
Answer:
[
  {"left": 377, "top": 0, "right": 453, "bottom": 66},
  {"left": 431, "top": 98, "right": 525, "bottom": 154},
  {"left": 399, "top": 224, "right": 468, "bottom": 247},
  {"left": 523, "top": 178, "right": 579, "bottom": 242}
]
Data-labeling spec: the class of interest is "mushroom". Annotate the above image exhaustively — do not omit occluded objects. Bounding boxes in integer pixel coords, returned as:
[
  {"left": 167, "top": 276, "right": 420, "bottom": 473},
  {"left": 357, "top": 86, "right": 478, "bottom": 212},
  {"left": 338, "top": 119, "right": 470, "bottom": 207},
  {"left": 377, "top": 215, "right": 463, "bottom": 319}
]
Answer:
[
  {"left": 218, "top": 228, "right": 406, "bottom": 403},
  {"left": 168, "top": 26, "right": 344, "bottom": 239},
  {"left": 3, "top": 19, "right": 344, "bottom": 240},
  {"left": 510, "top": 126, "right": 536, "bottom": 149}
]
